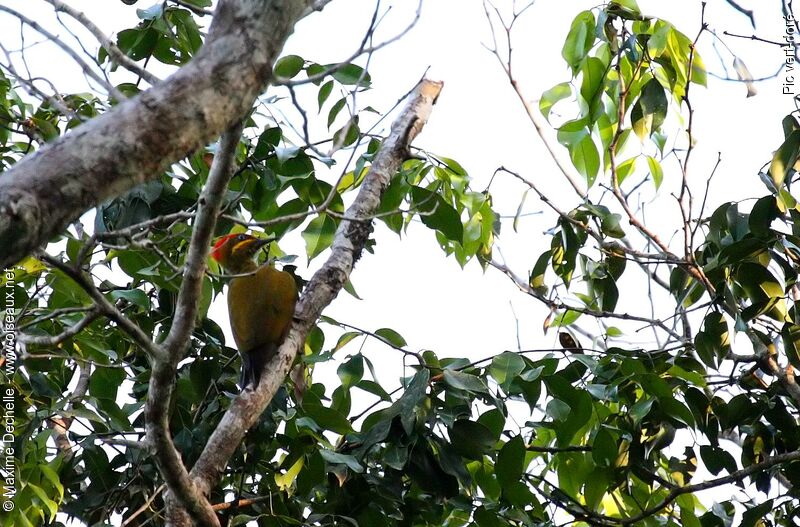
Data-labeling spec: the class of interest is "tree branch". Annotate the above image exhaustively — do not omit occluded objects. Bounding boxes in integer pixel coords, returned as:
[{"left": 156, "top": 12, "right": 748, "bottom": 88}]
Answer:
[
  {"left": 36, "top": 253, "right": 161, "bottom": 358},
  {"left": 0, "top": 5, "right": 124, "bottom": 100},
  {"left": 41, "top": 0, "right": 161, "bottom": 86},
  {"left": 18, "top": 307, "right": 101, "bottom": 345},
  {"left": 186, "top": 79, "right": 444, "bottom": 503},
  {"left": 0, "top": 0, "right": 313, "bottom": 269},
  {"left": 145, "top": 121, "right": 245, "bottom": 527}
]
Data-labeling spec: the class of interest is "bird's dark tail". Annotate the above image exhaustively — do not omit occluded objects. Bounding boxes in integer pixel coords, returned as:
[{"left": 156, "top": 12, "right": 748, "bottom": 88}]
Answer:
[{"left": 240, "top": 343, "right": 278, "bottom": 390}]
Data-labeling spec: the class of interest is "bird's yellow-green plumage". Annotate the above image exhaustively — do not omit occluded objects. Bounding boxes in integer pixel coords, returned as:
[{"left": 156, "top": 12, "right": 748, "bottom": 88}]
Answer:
[{"left": 211, "top": 233, "right": 298, "bottom": 389}]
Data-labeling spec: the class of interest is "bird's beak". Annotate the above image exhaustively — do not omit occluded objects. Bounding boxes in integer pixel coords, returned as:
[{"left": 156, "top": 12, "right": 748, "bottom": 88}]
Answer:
[{"left": 248, "top": 236, "right": 273, "bottom": 252}]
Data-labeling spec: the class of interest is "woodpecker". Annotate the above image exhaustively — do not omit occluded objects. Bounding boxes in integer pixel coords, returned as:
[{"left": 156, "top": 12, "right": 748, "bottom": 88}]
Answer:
[{"left": 210, "top": 233, "right": 298, "bottom": 389}]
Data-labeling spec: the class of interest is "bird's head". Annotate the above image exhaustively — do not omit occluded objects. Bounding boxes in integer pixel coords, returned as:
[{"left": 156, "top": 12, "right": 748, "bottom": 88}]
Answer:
[{"left": 210, "top": 233, "right": 271, "bottom": 273}]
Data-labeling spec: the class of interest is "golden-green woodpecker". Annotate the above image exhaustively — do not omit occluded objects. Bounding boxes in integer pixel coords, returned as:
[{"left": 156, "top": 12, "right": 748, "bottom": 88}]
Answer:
[{"left": 210, "top": 233, "right": 298, "bottom": 389}]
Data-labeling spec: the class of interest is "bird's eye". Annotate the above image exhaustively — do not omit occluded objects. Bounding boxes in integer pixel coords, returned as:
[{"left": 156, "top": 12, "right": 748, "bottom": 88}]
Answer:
[{"left": 237, "top": 234, "right": 247, "bottom": 241}]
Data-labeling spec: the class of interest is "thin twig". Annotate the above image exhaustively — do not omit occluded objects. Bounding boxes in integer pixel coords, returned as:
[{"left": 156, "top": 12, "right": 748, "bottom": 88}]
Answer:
[
  {"left": 0, "top": 5, "right": 125, "bottom": 100},
  {"left": 42, "top": 0, "right": 161, "bottom": 86}
]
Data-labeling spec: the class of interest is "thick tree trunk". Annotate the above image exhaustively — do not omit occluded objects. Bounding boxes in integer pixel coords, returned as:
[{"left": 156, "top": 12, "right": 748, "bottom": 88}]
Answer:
[{"left": 0, "top": 0, "right": 312, "bottom": 269}]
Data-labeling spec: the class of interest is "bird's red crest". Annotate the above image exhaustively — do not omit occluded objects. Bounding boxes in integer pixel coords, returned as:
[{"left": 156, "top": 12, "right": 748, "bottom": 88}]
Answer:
[{"left": 210, "top": 234, "right": 238, "bottom": 262}]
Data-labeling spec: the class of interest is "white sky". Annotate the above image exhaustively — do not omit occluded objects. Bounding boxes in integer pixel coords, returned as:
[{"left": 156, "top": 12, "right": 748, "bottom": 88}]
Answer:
[{"left": 0, "top": 0, "right": 794, "bottom": 520}]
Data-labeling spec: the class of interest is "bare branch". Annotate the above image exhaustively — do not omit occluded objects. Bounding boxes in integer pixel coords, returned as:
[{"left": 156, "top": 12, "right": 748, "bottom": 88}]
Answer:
[
  {"left": 723, "top": 0, "right": 756, "bottom": 27},
  {"left": 488, "top": 259, "right": 686, "bottom": 342},
  {"left": 0, "top": 5, "right": 124, "bottom": 100},
  {"left": 17, "top": 305, "right": 94, "bottom": 330},
  {"left": 281, "top": 0, "right": 423, "bottom": 87},
  {"left": 482, "top": 2, "right": 587, "bottom": 200},
  {"left": 211, "top": 494, "right": 273, "bottom": 512},
  {"left": 121, "top": 484, "right": 167, "bottom": 527},
  {"left": 41, "top": 0, "right": 161, "bottom": 86},
  {"left": 0, "top": 42, "right": 77, "bottom": 119}
]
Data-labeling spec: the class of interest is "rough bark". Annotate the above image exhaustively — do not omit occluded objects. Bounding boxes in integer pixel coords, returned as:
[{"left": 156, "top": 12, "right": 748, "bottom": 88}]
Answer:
[
  {"left": 147, "top": 121, "right": 246, "bottom": 527},
  {"left": 0, "top": 0, "right": 312, "bottom": 269},
  {"left": 168, "top": 80, "right": 444, "bottom": 523}
]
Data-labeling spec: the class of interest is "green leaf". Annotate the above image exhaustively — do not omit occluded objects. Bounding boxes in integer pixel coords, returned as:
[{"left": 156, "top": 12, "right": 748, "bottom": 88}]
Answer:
[
  {"left": 561, "top": 11, "right": 595, "bottom": 73},
  {"left": 477, "top": 409, "right": 505, "bottom": 440},
  {"left": 474, "top": 506, "right": 502, "bottom": 527},
  {"left": 302, "top": 403, "right": 352, "bottom": 434},
  {"left": 782, "top": 323, "right": 800, "bottom": 369},
  {"left": 274, "top": 55, "right": 305, "bottom": 79},
  {"left": 660, "top": 398, "right": 695, "bottom": 426},
  {"left": 39, "top": 464, "right": 64, "bottom": 501},
  {"left": 540, "top": 82, "right": 572, "bottom": 119},
  {"left": 329, "top": 63, "right": 371, "bottom": 86},
  {"left": 88, "top": 367, "right": 126, "bottom": 400},
  {"left": 109, "top": 288, "right": 150, "bottom": 309},
  {"left": 592, "top": 427, "right": 617, "bottom": 467},
  {"left": 302, "top": 214, "right": 337, "bottom": 260},
  {"left": 27, "top": 482, "right": 59, "bottom": 521},
  {"left": 734, "top": 263, "right": 788, "bottom": 321},
  {"left": 411, "top": 186, "right": 463, "bottom": 242},
  {"left": 332, "top": 332, "right": 359, "bottom": 353},
  {"left": 638, "top": 373, "right": 673, "bottom": 398},
  {"left": 496, "top": 435, "right": 526, "bottom": 490},
  {"left": 646, "top": 155, "right": 664, "bottom": 189},
  {"left": 699, "top": 445, "right": 737, "bottom": 476},
  {"left": 631, "top": 79, "right": 668, "bottom": 140},
  {"left": 741, "top": 500, "right": 774, "bottom": 527},
  {"left": 544, "top": 376, "right": 593, "bottom": 445},
  {"left": 600, "top": 213, "right": 625, "bottom": 239},
  {"left": 615, "top": 157, "right": 637, "bottom": 185},
  {"left": 375, "top": 327, "right": 408, "bottom": 348},
  {"left": 596, "top": 276, "right": 619, "bottom": 311},
  {"left": 449, "top": 419, "right": 496, "bottom": 460},
  {"left": 337, "top": 354, "right": 364, "bottom": 388},
  {"left": 695, "top": 312, "right": 730, "bottom": 368},
  {"left": 253, "top": 126, "right": 281, "bottom": 159},
  {"left": 443, "top": 370, "right": 490, "bottom": 394},
  {"left": 569, "top": 135, "right": 600, "bottom": 186},
  {"left": 136, "top": 4, "right": 163, "bottom": 20},
  {"left": 332, "top": 117, "right": 360, "bottom": 149},
  {"left": 580, "top": 57, "right": 606, "bottom": 106},
  {"left": 513, "top": 189, "right": 529, "bottom": 233},
  {"left": 529, "top": 250, "right": 551, "bottom": 294},
  {"left": 770, "top": 130, "right": 800, "bottom": 189},
  {"left": 552, "top": 309, "right": 581, "bottom": 327},
  {"left": 319, "top": 449, "right": 364, "bottom": 472},
  {"left": 355, "top": 379, "right": 391, "bottom": 401},
  {"left": 691, "top": 50, "right": 708, "bottom": 87},
  {"left": 341, "top": 277, "right": 362, "bottom": 300},
  {"left": 749, "top": 196, "right": 779, "bottom": 239},
  {"left": 610, "top": 0, "right": 641, "bottom": 16},
  {"left": 630, "top": 398, "right": 654, "bottom": 423},
  {"left": 317, "top": 80, "right": 334, "bottom": 111},
  {"left": 327, "top": 97, "right": 346, "bottom": 128},
  {"left": 489, "top": 352, "right": 525, "bottom": 386}
]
